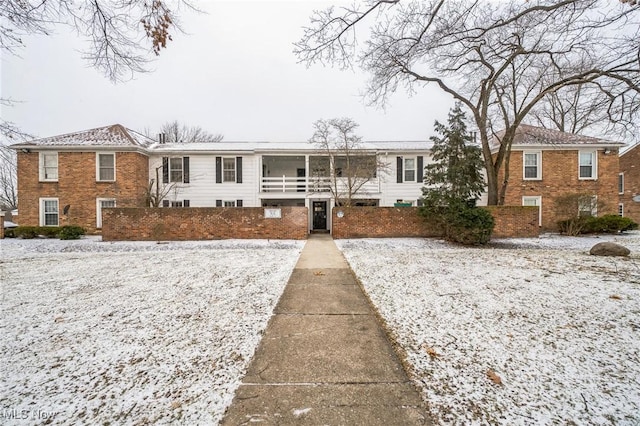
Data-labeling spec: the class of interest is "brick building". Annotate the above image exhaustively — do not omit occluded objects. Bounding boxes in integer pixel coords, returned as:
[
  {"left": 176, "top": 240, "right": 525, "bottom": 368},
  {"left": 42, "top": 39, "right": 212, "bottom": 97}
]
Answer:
[
  {"left": 12, "top": 125, "right": 152, "bottom": 233},
  {"left": 11, "top": 124, "right": 431, "bottom": 234},
  {"left": 11, "top": 123, "right": 628, "bottom": 235},
  {"left": 619, "top": 143, "right": 640, "bottom": 224},
  {"left": 494, "top": 125, "right": 625, "bottom": 230}
]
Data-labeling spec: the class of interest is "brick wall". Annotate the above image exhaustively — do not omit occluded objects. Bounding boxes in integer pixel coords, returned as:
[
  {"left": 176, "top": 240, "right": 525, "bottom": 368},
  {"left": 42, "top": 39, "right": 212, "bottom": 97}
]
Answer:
[
  {"left": 501, "top": 149, "right": 619, "bottom": 229},
  {"left": 620, "top": 145, "right": 640, "bottom": 224},
  {"left": 483, "top": 206, "right": 539, "bottom": 238},
  {"left": 332, "top": 206, "right": 539, "bottom": 239},
  {"left": 102, "top": 207, "right": 308, "bottom": 241},
  {"left": 17, "top": 151, "right": 149, "bottom": 234}
]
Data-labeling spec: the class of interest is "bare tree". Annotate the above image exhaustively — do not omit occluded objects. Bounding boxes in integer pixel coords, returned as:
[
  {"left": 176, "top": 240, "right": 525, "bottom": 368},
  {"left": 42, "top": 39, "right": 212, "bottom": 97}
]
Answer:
[
  {"left": 153, "top": 121, "right": 224, "bottom": 143},
  {"left": 309, "top": 118, "right": 384, "bottom": 207},
  {"left": 1, "top": 0, "right": 195, "bottom": 82},
  {"left": 295, "top": 0, "right": 640, "bottom": 205},
  {"left": 144, "top": 164, "right": 177, "bottom": 207},
  {"left": 527, "top": 84, "right": 640, "bottom": 144},
  {"left": 0, "top": 145, "right": 18, "bottom": 210}
]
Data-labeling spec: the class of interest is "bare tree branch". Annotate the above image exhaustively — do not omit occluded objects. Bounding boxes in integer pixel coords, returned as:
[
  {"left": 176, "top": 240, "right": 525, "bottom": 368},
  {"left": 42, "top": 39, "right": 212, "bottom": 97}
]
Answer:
[{"left": 295, "top": 0, "right": 640, "bottom": 205}]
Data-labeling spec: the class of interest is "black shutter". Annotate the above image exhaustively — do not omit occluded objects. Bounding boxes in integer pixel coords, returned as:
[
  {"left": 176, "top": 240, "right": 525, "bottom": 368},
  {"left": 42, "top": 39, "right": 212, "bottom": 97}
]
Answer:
[
  {"left": 162, "top": 199, "right": 169, "bottom": 207},
  {"left": 162, "top": 157, "right": 169, "bottom": 183},
  {"left": 417, "top": 156, "right": 424, "bottom": 183},
  {"left": 216, "top": 199, "right": 222, "bottom": 207},
  {"left": 183, "top": 157, "right": 190, "bottom": 183},
  {"left": 236, "top": 199, "right": 243, "bottom": 207},
  {"left": 183, "top": 200, "right": 190, "bottom": 207},
  {"left": 397, "top": 157, "right": 403, "bottom": 183},
  {"left": 236, "top": 157, "right": 243, "bottom": 183},
  {"left": 216, "top": 157, "right": 222, "bottom": 183}
]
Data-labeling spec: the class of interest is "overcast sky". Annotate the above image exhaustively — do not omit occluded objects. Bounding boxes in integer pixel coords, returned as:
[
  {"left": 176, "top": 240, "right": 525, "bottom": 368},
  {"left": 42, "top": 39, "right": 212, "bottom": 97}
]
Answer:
[{"left": 1, "top": 1, "right": 453, "bottom": 143}]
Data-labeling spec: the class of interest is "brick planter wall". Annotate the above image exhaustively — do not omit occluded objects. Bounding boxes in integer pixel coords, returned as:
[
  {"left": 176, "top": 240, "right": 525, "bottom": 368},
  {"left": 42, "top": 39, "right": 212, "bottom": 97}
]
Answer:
[
  {"left": 102, "top": 207, "right": 308, "bottom": 241},
  {"left": 332, "top": 206, "right": 539, "bottom": 239},
  {"left": 483, "top": 206, "right": 539, "bottom": 238},
  {"left": 332, "top": 207, "right": 443, "bottom": 239}
]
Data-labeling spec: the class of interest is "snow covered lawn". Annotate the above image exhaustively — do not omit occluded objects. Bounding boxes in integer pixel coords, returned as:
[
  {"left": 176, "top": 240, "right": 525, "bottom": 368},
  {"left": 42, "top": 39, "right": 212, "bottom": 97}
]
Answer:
[
  {"left": 337, "top": 232, "right": 640, "bottom": 425},
  {"left": 0, "top": 237, "right": 303, "bottom": 425}
]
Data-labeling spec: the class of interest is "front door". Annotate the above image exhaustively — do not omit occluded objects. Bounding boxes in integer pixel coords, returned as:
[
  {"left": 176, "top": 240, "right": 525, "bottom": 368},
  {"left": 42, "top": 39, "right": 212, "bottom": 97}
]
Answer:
[{"left": 312, "top": 201, "right": 327, "bottom": 230}]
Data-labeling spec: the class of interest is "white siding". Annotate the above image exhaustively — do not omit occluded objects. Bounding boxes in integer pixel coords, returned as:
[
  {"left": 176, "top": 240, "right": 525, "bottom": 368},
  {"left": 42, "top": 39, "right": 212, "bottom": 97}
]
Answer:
[
  {"left": 149, "top": 154, "right": 259, "bottom": 207},
  {"left": 378, "top": 152, "right": 431, "bottom": 206}
]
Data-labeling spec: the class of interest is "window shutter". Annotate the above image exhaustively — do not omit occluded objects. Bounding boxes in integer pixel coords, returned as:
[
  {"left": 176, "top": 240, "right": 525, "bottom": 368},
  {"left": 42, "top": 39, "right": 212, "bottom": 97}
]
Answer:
[
  {"left": 236, "top": 157, "right": 243, "bottom": 183},
  {"left": 162, "top": 199, "right": 169, "bottom": 207},
  {"left": 183, "top": 200, "right": 190, "bottom": 207},
  {"left": 183, "top": 157, "right": 190, "bottom": 183},
  {"left": 396, "top": 157, "right": 403, "bottom": 183},
  {"left": 237, "top": 199, "right": 243, "bottom": 207},
  {"left": 417, "top": 156, "right": 424, "bottom": 183},
  {"left": 162, "top": 157, "right": 169, "bottom": 184},
  {"left": 216, "top": 157, "right": 222, "bottom": 183},
  {"left": 216, "top": 199, "right": 222, "bottom": 207}
]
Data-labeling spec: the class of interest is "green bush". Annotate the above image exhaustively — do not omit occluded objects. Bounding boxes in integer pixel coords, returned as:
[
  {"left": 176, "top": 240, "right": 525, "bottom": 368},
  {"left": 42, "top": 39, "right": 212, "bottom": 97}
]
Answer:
[
  {"left": 13, "top": 226, "right": 45, "bottom": 239},
  {"left": 446, "top": 204, "right": 495, "bottom": 245},
  {"left": 10, "top": 226, "right": 86, "bottom": 239},
  {"left": 583, "top": 215, "right": 638, "bottom": 234},
  {"left": 58, "top": 225, "right": 86, "bottom": 240}
]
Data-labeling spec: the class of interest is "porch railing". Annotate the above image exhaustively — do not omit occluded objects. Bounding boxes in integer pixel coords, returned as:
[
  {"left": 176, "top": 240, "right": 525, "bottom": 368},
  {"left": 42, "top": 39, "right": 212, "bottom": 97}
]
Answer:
[{"left": 261, "top": 176, "right": 331, "bottom": 193}]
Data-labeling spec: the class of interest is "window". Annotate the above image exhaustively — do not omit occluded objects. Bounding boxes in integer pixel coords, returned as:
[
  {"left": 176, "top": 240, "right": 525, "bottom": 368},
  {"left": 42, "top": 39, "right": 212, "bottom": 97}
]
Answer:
[
  {"left": 39, "top": 152, "right": 58, "bottom": 181},
  {"left": 162, "top": 157, "right": 190, "bottom": 184},
  {"left": 170, "top": 158, "right": 183, "bottom": 182},
  {"left": 97, "top": 153, "right": 115, "bottom": 181},
  {"left": 618, "top": 203, "right": 624, "bottom": 217},
  {"left": 404, "top": 158, "right": 416, "bottom": 182},
  {"left": 619, "top": 173, "right": 624, "bottom": 195},
  {"left": 397, "top": 156, "right": 423, "bottom": 183},
  {"left": 223, "top": 158, "right": 236, "bottom": 182},
  {"left": 578, "top": 195, "right": 598, "bottom": 217},
  {"left": 40, "top": 198, "right": 59, "bottom": 226},
  {"left": 216, "top": 157, "right": 243, "bottom": 183},
  {"left": 96, "top": 198, "right": 116, "bottom": 228},
  {"left": 216, "top": 200, "right": 243, "bottom": 207},
  {"left": 522, "top": 196, "right": 542, "bottom": 226},
  {"left": 523, "top": 151, "right": 541, "bottom": 180},
  {"left": 161, "top": 199, "right": 190, "bottom": 207},
  {"left": 579, "top": 151, "right": 597, "bottom": 179}
]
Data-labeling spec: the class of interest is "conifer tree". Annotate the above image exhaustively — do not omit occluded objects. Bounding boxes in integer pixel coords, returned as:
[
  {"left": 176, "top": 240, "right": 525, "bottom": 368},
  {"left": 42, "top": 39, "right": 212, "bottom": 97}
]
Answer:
[
  {"left": 421, "top": 103, "right": 493, "bottom": 245},
  {"left": 422, "top": 103, "right": 485, "bottom": 208}
]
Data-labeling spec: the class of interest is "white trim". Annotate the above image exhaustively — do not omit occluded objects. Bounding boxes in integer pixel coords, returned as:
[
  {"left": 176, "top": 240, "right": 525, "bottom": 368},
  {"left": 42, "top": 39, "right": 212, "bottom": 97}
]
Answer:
[
  {"left": 618, "top": 173, "right": 624, "bottom": 195},
  {"left": 96, "top": 152, "right": 116, "bottom": 182},
  {"left": 522, "top": 151, "right": 542, "bottom": 180},
  {"left": 578, "top": 150, "right": 597, "bottom": 180},
  {"left": 222, "top": 157, "right": 236, "bottom": 183},
  {"left": 522, "top": 196, "right": 542, "bottom": 226},
  {"left": 618, "top": 203, "right": 624, "bottom": 217},
  {"left": 578, "top": 195, "right": 598, "bottom": 217},
  {"left": 39, "top": 197, "right": 59, "bottom": 226},
  {"left": 403, "top": 156, "right": 416, "bottom": 183},
  {"left": 39, "top": 152, "right": 58, "bottom": 182},
  {"left": 96, "top": 198, "right": 116, "bottom": 228}
]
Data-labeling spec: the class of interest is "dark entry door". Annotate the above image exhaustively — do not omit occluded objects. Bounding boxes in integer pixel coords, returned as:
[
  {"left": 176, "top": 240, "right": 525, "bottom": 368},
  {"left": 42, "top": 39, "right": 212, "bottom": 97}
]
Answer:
[{"left": 312, "top": 201, "right": 327, "bottom": 230}]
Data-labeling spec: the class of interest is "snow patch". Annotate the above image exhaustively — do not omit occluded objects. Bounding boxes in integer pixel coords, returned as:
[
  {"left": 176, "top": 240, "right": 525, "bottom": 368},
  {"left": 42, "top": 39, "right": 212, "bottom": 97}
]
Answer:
[{"left": 337, "top": 232, "right": 640, "bottom": 424}]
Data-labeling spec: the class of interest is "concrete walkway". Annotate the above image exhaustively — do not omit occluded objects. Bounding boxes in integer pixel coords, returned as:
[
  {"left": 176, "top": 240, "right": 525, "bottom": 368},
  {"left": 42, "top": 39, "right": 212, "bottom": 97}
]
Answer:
[{"left": 220, "top": 234, "right": 430, "bottom": 425}]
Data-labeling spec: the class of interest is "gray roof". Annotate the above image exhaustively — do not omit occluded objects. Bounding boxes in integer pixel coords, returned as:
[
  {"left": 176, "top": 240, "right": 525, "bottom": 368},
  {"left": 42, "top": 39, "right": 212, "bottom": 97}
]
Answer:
[
  {"left": 148, "top": 140, "right": 433, "bottom": 153},
  {"left": 11, "top": 124, "right": 155, "bottom": 149},
  {"left": 492, "top": 124, "right": 624, "bottom": 150},
  {"left": 11, "top": 123, "right": 432, "bottom": 153}
]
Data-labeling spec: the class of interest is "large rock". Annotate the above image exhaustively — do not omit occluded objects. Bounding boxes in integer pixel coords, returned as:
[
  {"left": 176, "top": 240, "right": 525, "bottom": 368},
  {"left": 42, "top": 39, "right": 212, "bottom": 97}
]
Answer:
[{"left": 589, "top": 242, "right": 630, "bottom": 257}]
